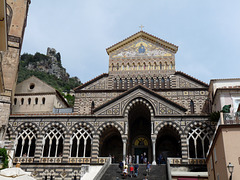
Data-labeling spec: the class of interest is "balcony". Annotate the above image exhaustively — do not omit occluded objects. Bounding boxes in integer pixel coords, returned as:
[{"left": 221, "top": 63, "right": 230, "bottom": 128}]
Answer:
[{"left": 219, "top": 112, "right": 240, "bottom": 125}]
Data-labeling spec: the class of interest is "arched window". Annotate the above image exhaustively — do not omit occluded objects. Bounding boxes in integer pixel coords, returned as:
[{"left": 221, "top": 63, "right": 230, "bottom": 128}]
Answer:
[
  {"left": 35, "top": 98, "right": 38, "bottom": 105},
  {"left": 14, "top": 98, "right": 17, "bottom": 105},
  {"left": 143, "top": 63, "right": 146, "bottom": 70},
  {"left": 150, "top": 78, "right": 154, "bottom": 89},
  {"left": 187, "top": 127, "right": 210, "bottom": 158},
  {"left": 170, "top": 62, "right": 173, "bottom": 70},
  {"left": 160, "top": 62, "right": 162, "bottom": 70},
  {"left": 28, "top": 98, "right": 31, "bottom": 105},
  {"left": 148, "top": 63, "right": 151, "bottom": 70},
  {"left": 116, "top": 63, "right": 119, "bottom": 71},
  {"left": 119, "top": 78, "right": 122, "bottom": 89},
  {"left": 190, "top": 100, "right": 194, "bottom": 114},
  {"left": 113, "top": 79, "right": 117, "bottom": 89},
  {"left": 21, "top": 98, "right": 24, "bottom": 105},
  {"left": 70, "top": 127, "right": 92, "bottom": 157},
  {"left": 42, "top": 97, "right": 46, "bottom": 104},
  {"left": 145, "top": 78, "right": 149, "bottom": 88},
  {"left": 91, "top": 101, "right": 95, "bottom": 114},
  {"left": 121, "top": 64, "right": 124, "bottom": 71},
  {"left": 43, "top": 127, "right": 64, "bottom": 157},
  {"left": 161, "top": 77, "right": 165, "bottom": 89},
  {"left": 111, "top": 63, "right": 114, "bottom": 71},
  {"left": 156, "top": 78, "right": 160, "bottom": 89},
  {"left": 126, "top": 63, "right": 130, "bottom": 70},
  {"left": 137, "top": 63, "right": 141, "bottom": 70},
  {"left": 135, "top": 78, "right": 138, "bottom": 86},
  {"left": 165, "top": 62, "right": 168, "bottom": 70},
  {"left": 166, "top": 77, "right": 170, "bottom": 88},
  {"left": 154, "top": 62, "right": 157, "bottom": 70},
  {"left": 129, "top": 78, "right": 133, "bottom": 88},
  {"left": 124, "top": 78, "right": 128, "bottom": 89},
  {"left": 15, "top": 128, "right": 36, "bottom": 157},
  {"left": 140, "top": 78, "right": 143, "bottom": 85}
]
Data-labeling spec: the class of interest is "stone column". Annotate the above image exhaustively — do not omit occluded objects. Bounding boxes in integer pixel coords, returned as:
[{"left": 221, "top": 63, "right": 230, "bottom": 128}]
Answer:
[
  {"left": 34, "top": 134, "right": 43, "bottom": 163},
  {"left": 122, "top": 136, "right": 128, "bottom": 165},
  {"left": 91, "top": 134, "right": 100, "bottom": 164},
  {"left": 151, "top": 135, "right": 157, "bottom": 165},
  {"left": 62, "top": 134, "right": 71, "bottom": 163},
  {"left": 181, "top": 134, "right": 188, "bottom": 164}
]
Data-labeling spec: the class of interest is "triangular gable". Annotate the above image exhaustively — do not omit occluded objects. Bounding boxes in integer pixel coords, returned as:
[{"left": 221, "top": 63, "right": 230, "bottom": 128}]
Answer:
[
  {"left": 106, "top": 31, "right": 178, "bottom": 55},
  {"left": 74, "top": 73, "right": 108, "bottom": 91},
  {"left": 175, "top": 71, "right": 209, "bottom": 88},
  {"left": 93, "top": 85, "right": 187, "bottom": 116},
  {"left": 15, "top": 76, "right": 56, "bottom": 94}
]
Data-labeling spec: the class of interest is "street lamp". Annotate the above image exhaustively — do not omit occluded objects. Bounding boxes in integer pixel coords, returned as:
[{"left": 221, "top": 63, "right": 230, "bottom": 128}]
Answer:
[{"left": 227, "top": 162, "right": 234, "bottom": 180}]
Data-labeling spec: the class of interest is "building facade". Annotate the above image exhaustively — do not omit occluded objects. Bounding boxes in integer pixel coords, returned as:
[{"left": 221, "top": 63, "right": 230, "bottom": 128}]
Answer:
[
  {"left": 8, "top": 31, "right": 214, "bottom": 179},
  {"left": 0, "top": 0, "right": 31, "bottom": 147},
  {"left": 207, "top": 79, "right": 240, "bottom": 180}
]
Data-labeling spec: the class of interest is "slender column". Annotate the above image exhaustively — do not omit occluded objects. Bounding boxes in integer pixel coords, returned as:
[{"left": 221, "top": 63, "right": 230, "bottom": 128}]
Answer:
[
  {"left": 91, "top": 134, "right": 100, "bottom": 164},
  {"left": 122, "top": 137, "right": 127, "bottom": 165},
  {"left": 151, "top": 135, "right": 157, "bottom": 165}
]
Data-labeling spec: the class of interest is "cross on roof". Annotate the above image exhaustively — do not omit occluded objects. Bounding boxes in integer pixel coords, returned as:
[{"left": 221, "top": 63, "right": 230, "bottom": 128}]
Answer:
[{"left": 139, "top": 25, "right": 144, "bottom": 31}]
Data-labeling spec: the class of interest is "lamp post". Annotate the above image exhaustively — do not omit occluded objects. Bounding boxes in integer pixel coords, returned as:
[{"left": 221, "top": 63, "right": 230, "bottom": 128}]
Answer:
[{"left": 227, "top": 162, "right": 234, "bottom": 180}]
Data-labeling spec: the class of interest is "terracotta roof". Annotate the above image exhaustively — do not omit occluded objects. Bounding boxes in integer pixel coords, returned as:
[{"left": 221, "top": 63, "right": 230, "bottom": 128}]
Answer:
[
  {"left": 74, "top": 73, "right": 108, "bottom": 91},
  {"left": 175, "top": 71, "right": 209, "bottom": 87},
  {"left": 106, "top": 30, "right": 178, "bottom": 54},
  {"left": 93, "top": 84, "right": 187, "bottom": 113}
]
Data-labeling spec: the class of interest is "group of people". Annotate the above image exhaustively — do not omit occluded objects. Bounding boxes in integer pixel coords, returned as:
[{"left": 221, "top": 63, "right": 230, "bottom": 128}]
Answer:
[
  {"left": 119, "top": 161, "right": 151, "bottom": 179},
  {"left": 125, "top": 152, "right": 148, "bottom": 165}
]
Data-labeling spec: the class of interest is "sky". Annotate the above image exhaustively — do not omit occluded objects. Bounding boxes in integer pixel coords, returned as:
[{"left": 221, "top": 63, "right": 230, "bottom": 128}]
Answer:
[{"left": 22, "top": 0, "right": 240, "bottom": 84}]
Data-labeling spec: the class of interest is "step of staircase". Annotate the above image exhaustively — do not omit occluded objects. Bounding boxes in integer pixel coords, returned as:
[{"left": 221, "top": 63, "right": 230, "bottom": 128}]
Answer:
[{"left": 100, "top": 164, "right": 167, "bottom": 180}]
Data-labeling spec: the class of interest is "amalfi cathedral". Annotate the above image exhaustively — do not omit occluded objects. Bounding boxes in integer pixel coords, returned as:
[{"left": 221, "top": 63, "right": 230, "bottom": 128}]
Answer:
[{"left": 1, "top": 0, "right": 240, "bottom": 180}]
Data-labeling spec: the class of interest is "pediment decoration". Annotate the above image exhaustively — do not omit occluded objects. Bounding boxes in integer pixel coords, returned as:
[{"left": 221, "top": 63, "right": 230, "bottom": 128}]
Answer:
[
  {"left": 159, "top": 102, "right": 182, "bottom": 115},
  {"left": 110, "top": 38, "right": 173, "bottom": 59},
  {"left": 99, "top": 103, "right": 120, "bottom": 115},
  {"left": 107, "top": 31, "right": 178, "bottom": 55},
  {"left": 93, "top": 85, "right": 186, "bottom": 116}
]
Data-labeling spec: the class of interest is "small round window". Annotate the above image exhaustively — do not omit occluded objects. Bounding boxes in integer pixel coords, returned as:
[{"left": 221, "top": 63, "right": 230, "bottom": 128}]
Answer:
[{"left": 29, "top": 83, "right": 35, "bottom": 90}]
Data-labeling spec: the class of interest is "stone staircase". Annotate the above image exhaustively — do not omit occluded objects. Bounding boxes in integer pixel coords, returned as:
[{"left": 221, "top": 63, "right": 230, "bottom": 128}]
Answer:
[{"left": 100, "top": 164, "right": 167, "bottom": 180}]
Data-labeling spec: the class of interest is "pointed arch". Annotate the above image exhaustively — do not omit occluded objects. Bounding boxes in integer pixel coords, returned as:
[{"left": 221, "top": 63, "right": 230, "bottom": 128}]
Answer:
[
  {"left": 190, "top": 100, "right": 195, "bottom": 114},
  {"left": 166, "top": 77, "right": 170, "bottom": 88},
  {"left": 119, "top": 78, "right": 122, "bottom": 89},
  {"left": 145, "top": 77, "right": 149, "bottom": 88},
  {"left": 129, "top": 78, "right": 133, "bottom": 88},
  {"left": 113, "top": 78, "right": 117, "bottom": 89},
  {"left": 150, "top": 77, "right": 154, "bottom": 89},
  {"left": 161, "top": 77, "right": 165, "bottom": 89},
  {"left": 70, "top": 127, "right": 93, "bottom": 157}
]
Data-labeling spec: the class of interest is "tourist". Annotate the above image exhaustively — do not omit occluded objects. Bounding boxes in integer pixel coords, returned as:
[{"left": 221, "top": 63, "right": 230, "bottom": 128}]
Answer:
[
  {"left": 143, "top": 176, "right": 148, "bottom": 180},
  {"left": 119, "top": 161, "right": 123, "bottom": 172},
  {"left": 129, "top": 154, "right": 132, "bottom": 164},
  {"left": 126, "top": 155, "right": 129, "bottom": 165},
  {"left": 129, "top": 165, "right": 134, "bottom": 178},
  {"left": 134, "top": 164, "right": 139, "bottom": 177},
  {"left": 140, "top": 154, "right": 143, "bottom": 164},
  {"left": 132, "top": 155, "right": 135, "bottom": 164},
  {"left": 123, "top": 165, "right": 128, "bottom": 177},
  {"left": 146, "top": 161, "right": 151, "bottom": 176}
]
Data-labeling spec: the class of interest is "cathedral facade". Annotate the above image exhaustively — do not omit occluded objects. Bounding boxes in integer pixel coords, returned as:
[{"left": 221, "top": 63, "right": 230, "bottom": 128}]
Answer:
[{"left": 8, "top": 31, "right": 213, "bottom": 179}]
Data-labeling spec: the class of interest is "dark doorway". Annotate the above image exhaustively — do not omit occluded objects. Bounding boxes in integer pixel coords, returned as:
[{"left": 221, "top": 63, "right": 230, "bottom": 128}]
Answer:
[
  {"left": 156, "top": 126, "right": 181, "bottom": 163},
  {"left": 128, "top": 100, "right": 152, "bottom": 162},
  {"left": 99, "top": 127, "right": 123, "bottom": 163}
]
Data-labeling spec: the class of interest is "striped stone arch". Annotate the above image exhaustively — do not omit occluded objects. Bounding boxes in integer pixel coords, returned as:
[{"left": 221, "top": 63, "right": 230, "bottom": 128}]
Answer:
[
  {"left": 96, "top": 122, "right": 124, "bottom": 136},
  {"left": 69, "top": 122, "right": 95, "bottom": 134},
  {"left": 6, "top": 123, "right": 14, "bottom": 136},
  {"left": 184, "top": 121, "right": 214, "bottom": 135},
  {"left": 124, "top": 98, "right": 155, "bottom": 117},
  {"left": 42, "top": 122, "right": 67, "bottom": 135},
  {"left": 154, "top": 121, "right": 183, "bottom": 135},
  {"left": 15, "top": 122, "right": 40, "bottom": 135}
]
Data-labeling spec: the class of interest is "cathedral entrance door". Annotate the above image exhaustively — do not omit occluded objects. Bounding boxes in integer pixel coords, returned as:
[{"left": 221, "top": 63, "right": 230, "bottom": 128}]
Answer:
[{"left": 128, "top": 100, "right": 152, "bottom": 162}]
